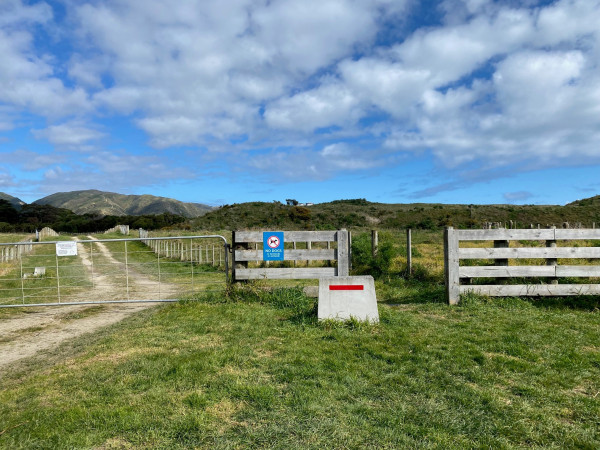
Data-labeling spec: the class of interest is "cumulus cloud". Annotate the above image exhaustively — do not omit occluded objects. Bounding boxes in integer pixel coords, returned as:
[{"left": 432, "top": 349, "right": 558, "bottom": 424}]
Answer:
[
  {"left": 39, "top": 151, "right": 195, "bottom": 194},
  {"left": 0, "top": 1, "right": 91, "bottom": 119},
  {"left": 2, "top": 0, "right": 600, "bottom": 197},
  {"left": 32, "top": 121, "right": 105, "bottom": 150}
]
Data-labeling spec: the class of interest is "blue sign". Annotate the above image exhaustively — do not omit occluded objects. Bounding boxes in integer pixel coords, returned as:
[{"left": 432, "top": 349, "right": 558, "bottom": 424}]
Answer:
[{"left": 263, "top": 232, "right": 284, "bottom": 261}]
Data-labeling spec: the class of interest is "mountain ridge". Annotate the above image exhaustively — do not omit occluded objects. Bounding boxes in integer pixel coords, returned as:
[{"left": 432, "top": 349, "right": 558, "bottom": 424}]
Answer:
[
  {"left": 33, "top": 190, "right": 213, "bottom": 218},
  {"left": 0, "top": 192, "right": 26, "bottom": 210}
]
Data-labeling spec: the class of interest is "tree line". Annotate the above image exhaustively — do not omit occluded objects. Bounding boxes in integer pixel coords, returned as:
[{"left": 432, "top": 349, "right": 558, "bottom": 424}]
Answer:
[{"left": 0, "top": 200, "right": 185, "bottom": 233}]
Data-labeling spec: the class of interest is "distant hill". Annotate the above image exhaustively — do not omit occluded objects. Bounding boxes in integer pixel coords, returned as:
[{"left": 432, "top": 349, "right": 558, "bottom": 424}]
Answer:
[
  {"left": 567, "top": 195, "right": 600, "bottom": 207},
  {"left": 191, "top": 198, "right": 600, "bottom": 230},
  {"left": 34, "top": 190, "right": 213, "bottom": 218},
  {"left": 0, "top": 192, "right": 26, "bottom": 210}
]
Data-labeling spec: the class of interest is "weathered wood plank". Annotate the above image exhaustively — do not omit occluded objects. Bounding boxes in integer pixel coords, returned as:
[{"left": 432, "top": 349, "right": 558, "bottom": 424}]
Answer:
[
  {"left": 234, "top": 249, "right": 336, "bottom": 261},
  {"left": 459, "top": 266, "right": 555, "bottom": 278},
  {"left": 235, "top": 267, "right": 337, "bottom": 280},
  {"left": 445, "top": 227, "right": 460, "bottom": 305},
  {"left": 457, "top": 229, "right": 555, "bottom": 241},
  {"left": 554, "top": 229, "right": 600, "bottom": 240},
  {"left": 556, "top": 265, "right": 600, "bottom": 277},
  {"left": 337, "top": 230, "right": 349, "bottom": 276},
  {"left": 459, "top": 247, "right": 600, "bottom": 259},
  {"left": 460, "top": 284, "right": 600, "bottom": 297},
  {"left": 234, "top": 231, "right": 337, "bottom": 243}
]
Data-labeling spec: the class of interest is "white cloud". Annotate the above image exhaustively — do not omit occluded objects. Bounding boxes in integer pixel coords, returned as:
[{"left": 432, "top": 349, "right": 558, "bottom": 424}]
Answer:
[
  {"left": 32, "top": 121, "right": 105, "bottom": 149},
  {"left": 39, "top": 151, "right": 195, "bottom": 194},
  {"left": 3, "top": 0, "right": 600, "bottom": 196},
  {"left": 0, "top": 1, "right": 91, "bottom": 119},
  {"left": 265, "top": 82, "right": 361, "bottom": 131}
]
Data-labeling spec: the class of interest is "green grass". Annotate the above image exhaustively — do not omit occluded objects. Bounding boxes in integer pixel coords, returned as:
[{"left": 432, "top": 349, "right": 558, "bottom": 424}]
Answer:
[
  {"left": 91, "top": 233, "right": 227, "bottom": 293},
  {"left": 1, "top": 286, "right": 599, "bottom": 448},
  {"left": 1, "top": 229, "right": 600, "bottom": 447},
  {"left": 0, "top": 233, "right": 31, "bottom": 243},
  {"left": 0, "top": 235, "right": 91, "bottom": 307}
]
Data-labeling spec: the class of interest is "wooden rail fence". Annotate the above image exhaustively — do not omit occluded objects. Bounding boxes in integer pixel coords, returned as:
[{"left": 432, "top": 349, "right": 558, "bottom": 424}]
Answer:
[
  {"left": 445, "top": 227, "right": 600, "bottom": 304},
  {"left": 0, "top": 238, "right": 34, "bottom": 263},
  {"left": 232, "top": 230, "right": 349, "bottom": 281}
]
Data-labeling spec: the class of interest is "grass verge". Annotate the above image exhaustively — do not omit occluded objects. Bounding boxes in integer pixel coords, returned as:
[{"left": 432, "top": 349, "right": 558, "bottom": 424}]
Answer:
[{"left": 0, "top": 286, "right": 598, "bottom": 448}]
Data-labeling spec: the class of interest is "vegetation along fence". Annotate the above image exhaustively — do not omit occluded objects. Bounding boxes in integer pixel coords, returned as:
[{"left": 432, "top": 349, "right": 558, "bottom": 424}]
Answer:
[
  {"left": 445, "top": 227, "right": 600, "bottom": 305},
  {"left": 232, "top": 230, "right": 349, "bottom": 281},
  {"left": 139, "top": 229, "right": 225, "bottom": 267}
]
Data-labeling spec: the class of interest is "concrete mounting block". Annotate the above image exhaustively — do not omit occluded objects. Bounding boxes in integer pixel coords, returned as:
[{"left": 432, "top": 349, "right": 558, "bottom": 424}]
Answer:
[{"left": 318, "top": 276, "right": 379, "bottom": 323}]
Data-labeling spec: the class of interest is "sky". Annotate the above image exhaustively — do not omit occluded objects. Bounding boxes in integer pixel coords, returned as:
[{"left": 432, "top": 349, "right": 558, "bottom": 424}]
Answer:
[{"left": 1, "top": 0, "right": 600, "bottom": 207}]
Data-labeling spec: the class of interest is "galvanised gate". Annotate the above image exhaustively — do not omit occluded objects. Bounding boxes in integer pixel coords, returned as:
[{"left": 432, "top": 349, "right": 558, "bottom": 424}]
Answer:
[{"left": 0, "top": 235, "right": 229, "bottom": 308}]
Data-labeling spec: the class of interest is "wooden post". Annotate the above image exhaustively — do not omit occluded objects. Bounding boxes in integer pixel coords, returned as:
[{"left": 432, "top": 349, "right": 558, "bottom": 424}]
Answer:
[
  {"left": 232, "top": 231, "right": 248, "bottom": 282},
  {"left": 444, "top": 227, "right": 460, "bottom": 305},
  {"left": 348, "top": 231, "right": 352, "bottom": 271},
  {"left": 494, "top": 239, "right": 509, "bottom": 267},
  {"left": 371, "top": 230, "right": 378, "bottom": 258},
  {"left": 546, "top": 226, "right": 558, "bottom": 284},
  {"left": 293, "top": 241, "right": 297, "bottom": 267},
  {"left": 406, "top": 229, "right": 412, "bottom": 275},
  {"left": 337, "top": 229, "right": 349, "bottom": 276}
]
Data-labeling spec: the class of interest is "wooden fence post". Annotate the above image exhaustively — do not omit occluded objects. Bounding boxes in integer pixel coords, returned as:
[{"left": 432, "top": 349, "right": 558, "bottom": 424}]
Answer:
[
  {"left": 337, "top": 229, "right": 349, "bottom": 276},
  {"left": 444, "top": 227, "right": 460, "bottom": 305},
  {"left": 406, "top": 229, "right": 412, "bottom": 275},
  {"left": 371, "top": 230, "right": 378, "bottom": 258},
  {"left": 546, "top": 226, "right": 558, "bottom": 284}
]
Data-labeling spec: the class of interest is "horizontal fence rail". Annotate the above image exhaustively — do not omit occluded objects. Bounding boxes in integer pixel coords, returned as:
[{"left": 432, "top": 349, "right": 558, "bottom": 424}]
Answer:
[
  {"left": 232, "top": 230, "right": 349, "bottom": 281},
  {"left": 0, "top": 235, "right": 228, "bottom": 308},
  {"left": 444, "top": 227, "right": 600, "bottom": 305}
]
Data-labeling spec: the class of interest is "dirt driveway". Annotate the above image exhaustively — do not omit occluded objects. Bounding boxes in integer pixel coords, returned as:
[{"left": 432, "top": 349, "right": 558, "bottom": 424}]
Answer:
[{"left": 0, "top": 237, "right": 178, "bottom": 374}]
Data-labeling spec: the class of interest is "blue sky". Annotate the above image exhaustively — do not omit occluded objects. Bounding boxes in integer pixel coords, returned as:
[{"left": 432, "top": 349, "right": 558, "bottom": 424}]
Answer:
[{"left": 1, "top": 0, "right": 600, "bottom": 206}]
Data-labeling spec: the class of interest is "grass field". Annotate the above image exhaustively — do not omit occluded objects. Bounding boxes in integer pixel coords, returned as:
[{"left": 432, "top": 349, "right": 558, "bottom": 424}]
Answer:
[
  {"left": 0, "top": 287, "right": 599, "bottom": 448},
  {"left": 0, "top": 235, "right": 91, "bottom": 308},
  {"left": 0, "top": 230, "right": 599, "bottom": 447}
]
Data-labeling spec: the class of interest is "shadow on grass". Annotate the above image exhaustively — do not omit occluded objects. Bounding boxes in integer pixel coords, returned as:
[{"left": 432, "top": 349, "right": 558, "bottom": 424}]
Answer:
[{"left": 459, "top": 290, "right": 600, "bottom": 312}]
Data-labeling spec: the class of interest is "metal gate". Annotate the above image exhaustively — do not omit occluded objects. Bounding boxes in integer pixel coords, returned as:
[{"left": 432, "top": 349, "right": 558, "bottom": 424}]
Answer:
[{"left": 0, "top": 235, "right": 229, "bottom": 308}]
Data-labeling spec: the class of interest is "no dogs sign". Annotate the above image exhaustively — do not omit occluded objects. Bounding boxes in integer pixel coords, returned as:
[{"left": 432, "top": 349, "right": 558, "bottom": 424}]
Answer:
[{"left": 263, "top": 232, "right": 284, "bottom": 261}]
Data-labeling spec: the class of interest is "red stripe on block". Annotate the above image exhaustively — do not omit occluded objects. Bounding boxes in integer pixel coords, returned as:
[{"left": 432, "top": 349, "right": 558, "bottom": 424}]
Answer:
[{"left": 329, "top": 285, "right": 364, "bottom": 291}]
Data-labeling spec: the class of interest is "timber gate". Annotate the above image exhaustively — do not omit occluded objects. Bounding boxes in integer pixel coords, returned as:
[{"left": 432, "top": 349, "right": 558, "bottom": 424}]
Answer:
[
  {"left": 445, "top": 227, "right": 600, "bottom": 305},
  {"left": 232, "top": 230, "right": 349, "bottom": 281}
]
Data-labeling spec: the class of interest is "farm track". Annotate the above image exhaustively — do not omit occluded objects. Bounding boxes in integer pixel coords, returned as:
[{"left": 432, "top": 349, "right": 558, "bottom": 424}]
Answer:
[{"left": 0, "top": 237, "right": 178, "bottom": 375}]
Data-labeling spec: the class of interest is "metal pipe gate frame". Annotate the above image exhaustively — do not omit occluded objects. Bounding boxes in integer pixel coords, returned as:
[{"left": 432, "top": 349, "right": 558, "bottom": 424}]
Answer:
[{"left": 0, "top": 235, "right": 230, "bottom": 308}]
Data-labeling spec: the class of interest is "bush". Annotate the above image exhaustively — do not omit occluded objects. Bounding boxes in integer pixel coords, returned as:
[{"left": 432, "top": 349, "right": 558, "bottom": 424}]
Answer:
[{"left": 351, "top": 233, "right": 397, "bottom": 278}]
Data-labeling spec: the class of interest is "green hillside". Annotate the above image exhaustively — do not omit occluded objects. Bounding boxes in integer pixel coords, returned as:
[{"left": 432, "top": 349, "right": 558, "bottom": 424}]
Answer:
[
  {"left": 191, "top": 198, "right": 600, "bottom": 230},
  {"left": 34, "top": 190, "right": 213, "bottom": 218},
  {"left": 0, "top": 192, "right": 26, "bottom": 210}
]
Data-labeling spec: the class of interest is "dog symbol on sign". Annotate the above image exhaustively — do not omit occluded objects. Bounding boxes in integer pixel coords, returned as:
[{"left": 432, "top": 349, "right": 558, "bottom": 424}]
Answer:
[{"left": 267, "top": 236, "right": 280, "bottom": 248}]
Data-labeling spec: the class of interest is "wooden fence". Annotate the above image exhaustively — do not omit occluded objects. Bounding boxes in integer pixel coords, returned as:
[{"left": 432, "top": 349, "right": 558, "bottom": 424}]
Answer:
[
  {"left": 232, "top": 230, "right": 349, "bottom": 281},
  {"left": 38, "top": 227, "right": 59, "bottom": 240},
  {"left": 0, "top": 238, "right": 34, "bottom": 263},
  {"left": 105, "top": 224, "right": 130, "bottom": 235},
  {"left": 445, "top": 227, "right": 600, "bottom": 305},
  {"left": 138, "top": 229, "right": 224, "bottom": 266}
]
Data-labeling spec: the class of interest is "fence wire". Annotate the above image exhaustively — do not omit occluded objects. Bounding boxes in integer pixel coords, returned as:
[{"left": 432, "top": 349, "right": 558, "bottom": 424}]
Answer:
[{"left": 0, "top": 235, "right": 228, "bottom": 308}]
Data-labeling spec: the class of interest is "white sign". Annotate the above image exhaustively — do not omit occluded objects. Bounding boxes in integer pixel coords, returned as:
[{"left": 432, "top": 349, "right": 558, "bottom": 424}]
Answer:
[{"left": 56, "top": 241, "right": 78, "bottom": 257}]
